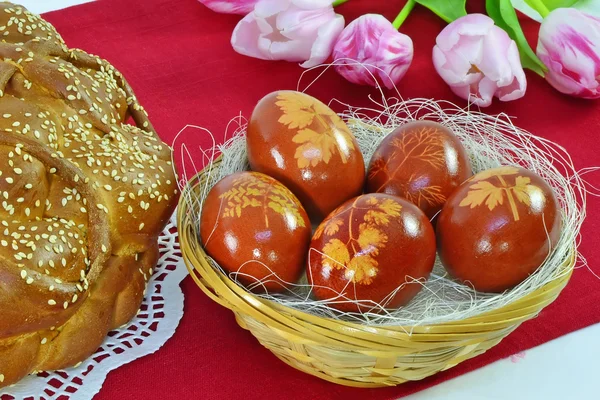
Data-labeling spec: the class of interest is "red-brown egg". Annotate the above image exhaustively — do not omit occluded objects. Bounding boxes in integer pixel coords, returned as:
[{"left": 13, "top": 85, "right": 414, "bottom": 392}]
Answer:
[
  {"left": 307, "top": 193, "right": 436, "bottom": 313},
  {"left": 200, "top": 171, "right": 311, "bottom": 292},
  {"left": 366, "top": 120, "right": 472, "bottom": 219},
  {"left": 247, "top": 90, "right": 365, "bottom": 221},
  {"left": 437, "top": 166, "right": 562, "bottom": 292}
]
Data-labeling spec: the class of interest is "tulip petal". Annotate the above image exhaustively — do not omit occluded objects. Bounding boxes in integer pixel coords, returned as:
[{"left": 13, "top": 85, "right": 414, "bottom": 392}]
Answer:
[
  {"left": 231, "top": 12, "right": 270, "bottom": 60},
  {"left": 537, "top": 8, "right": 600, "bottom": 99},
  {"left": 230, "top": 0, "right": 343, "bottom": 67},
  {"left": 332, "top": 14, "right": 414, "bottom": 88},
  {"left": 497, "top": 41, "right": 527, "bottom": 101},
  {"left": 433, "top": 13, "right": 527, "bottom": 106},
  {"left": 376, "top": 30, "right": 413, "bottom": 89},
  {"left": 291, "top": 0, "right": 336, "bottom": 10},
  {"left": 435, "top": 14, "right": 494, "bottom": 52},
  {"left": 198, "top": 0, "right": 258, "bottom": 15},
  {"left": 478, "top": 26, "right": 514, "bottom": 86},
  {"left": 278, "top": 8, "right": 334, "bottom": 41},
  {"left": 254, "top": 0, "right": 289, "bottom": 18},
  {"left": 301, "top": 14, "right": 345, "bottom": 68},
  {"left": 270, "top": 38, "right": 313, "bottom": 62}
]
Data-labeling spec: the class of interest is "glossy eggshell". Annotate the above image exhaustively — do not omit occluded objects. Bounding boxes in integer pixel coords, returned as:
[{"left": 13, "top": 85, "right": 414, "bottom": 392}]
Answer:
[
  {"left": 307, "top": 193, "right": 436, "bottom": 313},
  {"left": 200, "top": 171, "right": 311, "bottom": 293},
  {"left": 437, "top": 166, "right": 562, "bottom": 293},
  {"left": 366, "top": 120, "right": 472, "bottom": 219},
  {"left": 247, "top": 90, "right": 365, "bottom": 221}
]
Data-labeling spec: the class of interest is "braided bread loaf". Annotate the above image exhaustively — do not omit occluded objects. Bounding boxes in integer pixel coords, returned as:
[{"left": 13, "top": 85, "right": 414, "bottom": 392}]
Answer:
[{"left": 0, "top": 3, "right": 178, "bottom": 387}]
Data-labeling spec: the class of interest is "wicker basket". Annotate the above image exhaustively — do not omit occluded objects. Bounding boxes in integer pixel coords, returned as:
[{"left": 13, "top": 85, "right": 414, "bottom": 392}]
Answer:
[{"left": 178, "top": 157, "right": 574, "bottom": 388}]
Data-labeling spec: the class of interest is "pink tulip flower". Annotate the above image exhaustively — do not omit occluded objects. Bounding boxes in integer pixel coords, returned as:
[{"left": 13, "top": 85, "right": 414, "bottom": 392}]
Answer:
[
  {"left": 332, "top": 14, "right": 414, "bottom": 90},
  {"left": 231, "top": 0, "right": 345, "bottom": 68},
  {"left": 537, "top": 8, "right": 600, "bottom": 99},
  {"left": 432, "top": 14, "right": 527, "bottom": 107},
  {"left": 198, "top": 0, "right": 259, "bottom": 15}
]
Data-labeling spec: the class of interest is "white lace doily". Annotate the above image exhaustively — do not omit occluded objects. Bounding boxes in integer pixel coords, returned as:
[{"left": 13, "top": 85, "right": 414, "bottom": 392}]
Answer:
[{"left": 0, "top": 214, "right": 187, "bottom": 400}]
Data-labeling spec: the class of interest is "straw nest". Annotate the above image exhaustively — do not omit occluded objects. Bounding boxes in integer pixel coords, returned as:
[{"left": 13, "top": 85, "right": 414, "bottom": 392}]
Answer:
[{"left": 176, "top": 97, "right": 586, "bottom": 387}]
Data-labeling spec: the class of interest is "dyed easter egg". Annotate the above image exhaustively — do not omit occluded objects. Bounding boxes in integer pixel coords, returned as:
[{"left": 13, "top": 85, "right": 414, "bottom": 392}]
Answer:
[
  {"left": 307, "top": 193, "right": 436, "bottom": 313},
  {"left": 200, "top": 171, "right": 311, "bottom": 293},
  {"left": 366, "top": 121, "right": 472, "bottom": 219},
  {"left": 437, "top": 166, "right": 562, "bottom": 293},
  {"left": 247, "top": 90, "right": 365, "bottom": 221}
]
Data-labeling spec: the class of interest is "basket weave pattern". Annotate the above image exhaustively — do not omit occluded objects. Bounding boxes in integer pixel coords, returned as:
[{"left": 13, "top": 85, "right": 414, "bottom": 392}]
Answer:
[{"left": 178, "top": 158, "right": 574, "bottom": 388}]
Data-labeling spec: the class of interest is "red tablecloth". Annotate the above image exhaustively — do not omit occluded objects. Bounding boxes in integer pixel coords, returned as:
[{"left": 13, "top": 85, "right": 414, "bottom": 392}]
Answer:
[{"left": 42, "top": 0, "right": 600, "bottom": 399}]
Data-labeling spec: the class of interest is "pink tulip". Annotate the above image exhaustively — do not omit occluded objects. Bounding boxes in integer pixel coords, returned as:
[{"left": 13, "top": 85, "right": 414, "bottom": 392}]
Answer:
[
  {"left": 332, "top": 14, "right": 414, "bottom": 90},
  {"left": 231, "top": 0, "right": 344, "bottom": 68},
  {"left": 432, "top": 14, "right": 527, "bottom": 107},
  {"left": 198, "top": 0, "right": 259, "bottom": 15},
  {"left": 537, "top": 8, "right": 600, "bottom": 99}
]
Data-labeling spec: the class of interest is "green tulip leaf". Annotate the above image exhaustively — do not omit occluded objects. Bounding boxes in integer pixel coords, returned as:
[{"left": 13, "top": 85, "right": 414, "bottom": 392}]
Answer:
[
  {"left": 538, "top": 0, "right": 578, "bottom": 10},
  {"left": 415, "top": 0, "right": 467, "bottom": 23},
  {"left": 486, "top": 0, "right": 547, "bottom": 77}
]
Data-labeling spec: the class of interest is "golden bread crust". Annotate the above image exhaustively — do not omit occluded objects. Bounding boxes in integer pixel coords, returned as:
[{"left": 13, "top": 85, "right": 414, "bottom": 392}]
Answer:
[{"left": 0, "top": 3, "right": 177, "bottom": 387}]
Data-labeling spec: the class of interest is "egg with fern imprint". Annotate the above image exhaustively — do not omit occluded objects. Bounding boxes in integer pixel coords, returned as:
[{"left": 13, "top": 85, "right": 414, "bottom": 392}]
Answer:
[
  {"left": 437, "top": 166, "right": 562, "bottom": 292},
  {"left": 366, "top": 120, "right": 472, "bottom": 219},
  {"left": 247, "top": 90, "right": 365, "bottom": 221},
  {"left": 307, "top": 193, "right": 436, "bottom": 313},
  {"left": 200, "top": 171, "right": 311, "bottom": 293}
]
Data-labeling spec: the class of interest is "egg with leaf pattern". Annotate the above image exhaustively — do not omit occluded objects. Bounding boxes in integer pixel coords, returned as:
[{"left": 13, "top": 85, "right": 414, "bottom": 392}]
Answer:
[
  {"left": 200, "top": 171, "right": 311, "bottom": 293},
  {"left": 307, "top": 193, "right": 436, "bottom": 313},
  {"left": 366, "top": 120, "right": 472, "bottom": 219},
  {"left": 437, "top": 166, "right": 562, "bottom": 292},
  {"left": 247, "top": 90, "right": 365, "bottom": 221}
]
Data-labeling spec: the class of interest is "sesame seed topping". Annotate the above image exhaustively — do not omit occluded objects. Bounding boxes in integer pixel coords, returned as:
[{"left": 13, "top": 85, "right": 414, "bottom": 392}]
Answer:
[{"left": 48, "top": 299, "right": 56, "bottom": 306}]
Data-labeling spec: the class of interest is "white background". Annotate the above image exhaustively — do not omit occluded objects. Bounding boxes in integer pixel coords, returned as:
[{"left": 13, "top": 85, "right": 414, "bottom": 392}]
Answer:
[{"left": 17, "top": 1, "right": 600, "bottom": 399}]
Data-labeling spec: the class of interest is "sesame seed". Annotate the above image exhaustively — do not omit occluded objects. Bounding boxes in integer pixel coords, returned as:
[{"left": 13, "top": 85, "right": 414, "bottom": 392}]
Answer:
[
  {"left": 139, "top": 223, "right": 145, "bottom": 231},
  {"left": 20, "top": 270, "right": 27, "bottom": 279},
  {"left": 41, "top": 338, "right": 47, "bottom": 344},
  {"left": 48, "top": 299, "right": 56, "bottom": 306}
]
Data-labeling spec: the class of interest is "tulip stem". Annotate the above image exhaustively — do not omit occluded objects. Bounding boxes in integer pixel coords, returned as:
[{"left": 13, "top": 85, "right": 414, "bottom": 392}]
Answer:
[
  {"left": 392, "top": 0, "right": 416, "bottom": 29},
  {"left": 527, "top": 0, "right": 550, "bottom": 18},
  {"left": 332, "top": 0, "right": 350, "bottom": 6}
]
